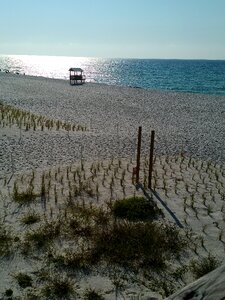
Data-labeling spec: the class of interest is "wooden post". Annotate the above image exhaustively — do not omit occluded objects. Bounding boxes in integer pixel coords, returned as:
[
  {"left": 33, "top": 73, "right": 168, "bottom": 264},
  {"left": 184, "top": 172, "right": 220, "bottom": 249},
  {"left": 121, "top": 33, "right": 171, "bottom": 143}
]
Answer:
[
  {"left": 136, "top": 126, "right": 142, "bottom": 184},
  {"left": 148, "top": 130, "right": 155, "bottom": 189}
]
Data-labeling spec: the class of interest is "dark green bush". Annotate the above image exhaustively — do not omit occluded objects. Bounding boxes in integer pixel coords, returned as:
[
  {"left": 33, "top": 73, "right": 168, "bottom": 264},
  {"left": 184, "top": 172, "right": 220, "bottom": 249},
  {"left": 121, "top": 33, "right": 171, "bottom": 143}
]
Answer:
[{"left": 112, "top": 196, "right": 163, "bottom": 221}]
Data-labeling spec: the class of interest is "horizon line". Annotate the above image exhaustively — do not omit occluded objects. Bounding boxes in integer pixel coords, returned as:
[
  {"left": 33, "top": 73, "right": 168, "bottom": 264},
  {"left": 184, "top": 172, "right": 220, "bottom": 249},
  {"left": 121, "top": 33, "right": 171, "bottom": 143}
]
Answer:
[{"left": 1, "top": 53, "right": 225, "bottom": 61}]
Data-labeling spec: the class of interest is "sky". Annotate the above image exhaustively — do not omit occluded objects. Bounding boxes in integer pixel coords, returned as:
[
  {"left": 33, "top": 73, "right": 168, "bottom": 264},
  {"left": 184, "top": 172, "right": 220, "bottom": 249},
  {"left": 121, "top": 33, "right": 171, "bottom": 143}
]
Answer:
[{"left": 0, "top": 0, "right": 225, "bottom": 59}]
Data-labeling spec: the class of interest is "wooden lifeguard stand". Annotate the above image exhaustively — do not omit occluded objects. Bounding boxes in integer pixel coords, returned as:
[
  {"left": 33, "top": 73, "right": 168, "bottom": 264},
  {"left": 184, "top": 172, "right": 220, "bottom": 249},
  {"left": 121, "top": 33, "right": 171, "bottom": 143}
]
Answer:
[{"left": 69, "top": 68, "right": 86, "bottom": 85}]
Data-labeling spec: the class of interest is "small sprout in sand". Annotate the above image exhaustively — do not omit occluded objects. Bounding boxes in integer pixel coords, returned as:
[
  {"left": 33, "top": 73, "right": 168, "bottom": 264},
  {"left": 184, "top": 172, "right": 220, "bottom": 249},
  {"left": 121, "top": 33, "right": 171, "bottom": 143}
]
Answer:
[
  {"left": 191, "top": 243, "right": 198, "bottom": 255},
  {"left": 122, "top": 184, "right": 126, "bottom": 197},
  {"left": 221, "top": 203, "right": 225, "bottom": 213},
  {"left": 118, "top": 159, "right": 122, "bottom": 169},
  {"left": 96, "top": 183, "right": 99, "bottom": 198},
  {"left": 190, "top": 194, "right": 195, "bottom": 210},
  {"left": 206, "top": 204, "right": 213, "bottom": 216},
  {"left": 183, "top": 215, "right": 188, "bottom": 226},
  {"left": 202, "top": 224, "right": 208, "bottom": 235},
  {"left": 114, "top": 167, "right": 118, "bottom": 178},
  {"left": 218, "top": 229, "right": 224, "bottom": 242},
  {"left": 111, "top": 176, "right": 115, "bottom": 186},
  {"left": 202, "top": 192, "right": 207, "bottom": 206},
  {"left": 199, "top": 235, "right": 207, "bottom": 251},
  {"left": 109, "top": 182, "right": 114, "bottom": 198},
  {"left": 121, "top": 169, "right": 126, "bottom": 180}
]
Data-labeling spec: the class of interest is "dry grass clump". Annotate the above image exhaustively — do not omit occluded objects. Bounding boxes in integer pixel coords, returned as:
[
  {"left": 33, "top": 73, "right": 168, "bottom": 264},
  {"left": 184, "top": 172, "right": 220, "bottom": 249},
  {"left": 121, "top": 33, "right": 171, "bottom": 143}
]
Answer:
[
  {"left": 22, "top": 219, "right": 60, "bottom": 251},
  {"left": 29, "top": 202, "right": 186, "bottom": 274},
  {"left": 189, "top": 254, "right": 220, "bottom": 279},
  {"left": 92, "top": 220, "right": 186, "bottom": 270},
  {"left": 41, "top": 273, "right": 76, "bottom": 299}
]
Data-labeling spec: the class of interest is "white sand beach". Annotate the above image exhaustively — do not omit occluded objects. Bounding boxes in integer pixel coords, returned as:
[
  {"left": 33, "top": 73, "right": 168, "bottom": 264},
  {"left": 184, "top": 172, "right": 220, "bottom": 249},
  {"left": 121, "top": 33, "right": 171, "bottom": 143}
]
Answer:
[{"left": 0, "top": 72, "right": 225, "bottom": 299}]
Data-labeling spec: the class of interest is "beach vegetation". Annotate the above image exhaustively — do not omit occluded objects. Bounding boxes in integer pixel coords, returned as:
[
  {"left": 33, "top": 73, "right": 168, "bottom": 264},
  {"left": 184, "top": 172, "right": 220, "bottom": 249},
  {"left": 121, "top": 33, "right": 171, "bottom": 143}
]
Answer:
[
  {"left": 83, "top": 288, "right": 105, "bottom": 300},
  {"left": 5, "top": 288, "right": 13, "bottom": 297},
  {"left": 112, "top": 196, "right": 163, "bottom": 221},
  {"left": 0, "top": 102, "right": 87, "bottom": 132},
  {"left": 41, "top": 274, "right": 75, "bottom": 299},
  {"left": 6, "top": 155, "right": 223, "bottom": 296},
  {"left": 23, "top": 220, "right": 60, "bottom": 250},
  {"left": 92, "top": 220, "right": 186, "bottom": 270},
  {"left": 13, "top": 272, "right": 33, "bottom": 288},
  {"left": 13, "top": 183, "right": 37, "bottom": 205},
  {"left": 49, "top": 248, "right": 92, "bottom": 270},
  {"left": 20, "top": 211, "right": 40, "bottom": 225},
  {"left": 189, "top": 254, "right": 220, "bottom": 279},
  {"left": 35, "top": 202, "right": 187, "bottom": 273},
  {"left": 218, "top": 229, "right": 224, "bottom": 241},
  {"left": 0, "top": 222, "right": 12, "bottom": 257}
]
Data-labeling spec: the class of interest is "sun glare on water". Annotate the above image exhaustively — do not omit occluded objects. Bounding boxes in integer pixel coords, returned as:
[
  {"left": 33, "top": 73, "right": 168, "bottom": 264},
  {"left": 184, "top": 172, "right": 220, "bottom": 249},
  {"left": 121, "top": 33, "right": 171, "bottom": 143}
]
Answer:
[{"left": 2, "top": 55, "right": 93, "bottom": 80}]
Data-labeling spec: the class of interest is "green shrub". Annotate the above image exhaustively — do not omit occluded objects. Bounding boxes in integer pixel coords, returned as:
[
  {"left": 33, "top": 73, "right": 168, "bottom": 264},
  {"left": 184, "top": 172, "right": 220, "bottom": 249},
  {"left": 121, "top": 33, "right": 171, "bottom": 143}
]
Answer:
[
  {"left": 189, "top": 254, "right": 220, "bottom": 279},
  {"left": 112, "top": 196, "right": 163, "bottom": 221}
]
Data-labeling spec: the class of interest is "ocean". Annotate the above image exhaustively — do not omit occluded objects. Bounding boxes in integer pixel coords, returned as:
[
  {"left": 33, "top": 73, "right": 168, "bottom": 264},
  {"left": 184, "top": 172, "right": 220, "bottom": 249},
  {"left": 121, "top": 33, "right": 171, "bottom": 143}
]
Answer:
[{"left": 1, "top": 55, "right": 225, "bottom": 95}]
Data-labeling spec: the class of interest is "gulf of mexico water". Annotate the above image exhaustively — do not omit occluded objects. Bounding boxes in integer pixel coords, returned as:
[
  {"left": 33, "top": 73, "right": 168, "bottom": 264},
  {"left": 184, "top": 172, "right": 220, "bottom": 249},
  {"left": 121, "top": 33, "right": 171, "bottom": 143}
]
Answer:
[{"left": 1, "top": 55, "right": 225, "bottom": 95}]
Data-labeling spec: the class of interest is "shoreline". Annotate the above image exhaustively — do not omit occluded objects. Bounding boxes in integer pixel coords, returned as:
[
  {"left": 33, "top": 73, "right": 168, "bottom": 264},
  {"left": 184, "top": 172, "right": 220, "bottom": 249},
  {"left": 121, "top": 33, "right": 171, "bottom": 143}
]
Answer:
[{"left": 1, "top": 69, "right": 225, "bottom": 96}]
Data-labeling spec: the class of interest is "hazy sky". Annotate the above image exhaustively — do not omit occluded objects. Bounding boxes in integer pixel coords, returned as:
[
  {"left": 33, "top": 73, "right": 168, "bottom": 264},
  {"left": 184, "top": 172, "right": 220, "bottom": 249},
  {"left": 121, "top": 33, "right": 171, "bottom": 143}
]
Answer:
[{"left": 1, "top": 0, "right": 225, "bottom": 59}]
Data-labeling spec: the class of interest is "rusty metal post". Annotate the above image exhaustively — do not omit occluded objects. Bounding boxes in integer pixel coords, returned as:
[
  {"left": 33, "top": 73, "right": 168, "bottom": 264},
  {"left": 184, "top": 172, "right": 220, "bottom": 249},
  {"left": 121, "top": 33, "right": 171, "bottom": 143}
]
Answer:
[
  {"left": 136, "top": 126, "right": 142, "bottom": 184},
  {"left": 148, "top": 130, "right": 155, "bottom": 189}
]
